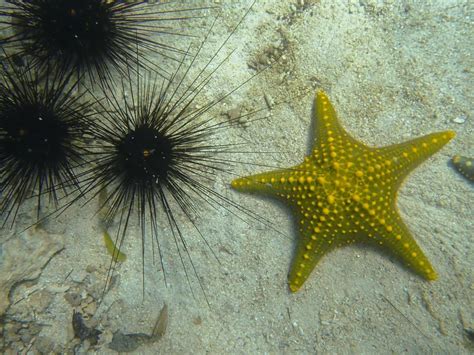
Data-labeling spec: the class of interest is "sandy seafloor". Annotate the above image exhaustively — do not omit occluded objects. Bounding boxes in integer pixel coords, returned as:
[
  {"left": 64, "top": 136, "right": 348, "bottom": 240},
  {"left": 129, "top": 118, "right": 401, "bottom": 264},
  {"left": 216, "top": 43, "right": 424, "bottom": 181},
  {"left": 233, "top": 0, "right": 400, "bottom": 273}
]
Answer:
[{"left": 0, "top": 1, "right": 473, "bottom": 353}]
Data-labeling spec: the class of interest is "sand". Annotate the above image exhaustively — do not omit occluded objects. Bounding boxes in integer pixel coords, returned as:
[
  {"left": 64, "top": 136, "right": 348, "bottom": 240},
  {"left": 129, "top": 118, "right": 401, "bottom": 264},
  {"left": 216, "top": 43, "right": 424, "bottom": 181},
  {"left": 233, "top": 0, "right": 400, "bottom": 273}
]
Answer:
[{"left": 1, "top": 1, "right": 472, "bottom": 353}]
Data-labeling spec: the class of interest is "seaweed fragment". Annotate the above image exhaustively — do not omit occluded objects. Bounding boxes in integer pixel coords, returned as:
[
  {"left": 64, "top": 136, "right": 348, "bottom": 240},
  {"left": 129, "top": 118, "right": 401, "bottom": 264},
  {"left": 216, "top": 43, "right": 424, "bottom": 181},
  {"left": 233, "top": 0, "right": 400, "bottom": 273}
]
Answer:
[{"left": 103, "top": 230, "right": 127, "bottom": 263}]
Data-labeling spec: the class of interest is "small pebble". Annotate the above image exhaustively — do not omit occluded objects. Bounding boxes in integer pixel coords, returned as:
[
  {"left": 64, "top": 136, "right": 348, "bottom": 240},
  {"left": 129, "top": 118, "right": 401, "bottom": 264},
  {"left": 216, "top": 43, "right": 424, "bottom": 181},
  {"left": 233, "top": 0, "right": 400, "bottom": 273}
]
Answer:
[
  {"left": 86, "top": 265, "right": 97, "bottom": 273},
  {"left": 29, "top": 289, "right": 53, "bottom": 313},
  {"left": 264, "top": 93, "right": 274, "bottom": 109},
  {"left": 35, "top": 336, "right": 55, "bottom": 354},
  {"left": 19, "top": 328, "right": 33, "bottom": 344},
  {"left": 227, "top": 108, "right": 241, "bottom": 122},
  {"left": 64, "top": 292, "right": 82, "bottom": 307},
  {"left": 452, "top": 115, "right": 466, "bottom": 124},
  {"left": 83, "top": 301, "right": 97, "bottom": 316}
]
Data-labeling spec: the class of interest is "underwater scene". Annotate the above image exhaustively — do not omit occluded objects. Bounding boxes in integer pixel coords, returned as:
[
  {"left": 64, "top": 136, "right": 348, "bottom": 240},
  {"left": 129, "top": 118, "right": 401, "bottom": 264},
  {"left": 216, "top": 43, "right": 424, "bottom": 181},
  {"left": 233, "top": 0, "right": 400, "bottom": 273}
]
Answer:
[{"left": 0, "top": 0, "right": 472, "bottom": 353}]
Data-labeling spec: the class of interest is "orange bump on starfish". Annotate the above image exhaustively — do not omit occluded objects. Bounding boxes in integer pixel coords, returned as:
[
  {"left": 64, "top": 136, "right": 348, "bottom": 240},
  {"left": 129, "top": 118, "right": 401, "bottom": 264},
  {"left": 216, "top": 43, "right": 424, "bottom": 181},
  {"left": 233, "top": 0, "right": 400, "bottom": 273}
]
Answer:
[{"left": 232, "top": 90, "right": 455, "bottom": 292}]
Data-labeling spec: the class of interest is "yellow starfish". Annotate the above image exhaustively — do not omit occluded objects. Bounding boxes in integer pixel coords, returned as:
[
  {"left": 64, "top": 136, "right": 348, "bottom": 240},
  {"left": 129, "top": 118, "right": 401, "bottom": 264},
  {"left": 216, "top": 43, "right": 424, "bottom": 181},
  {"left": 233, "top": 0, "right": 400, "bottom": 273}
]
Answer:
[{"left": 232, "top": 91, "right": 455, "bottom": 292}]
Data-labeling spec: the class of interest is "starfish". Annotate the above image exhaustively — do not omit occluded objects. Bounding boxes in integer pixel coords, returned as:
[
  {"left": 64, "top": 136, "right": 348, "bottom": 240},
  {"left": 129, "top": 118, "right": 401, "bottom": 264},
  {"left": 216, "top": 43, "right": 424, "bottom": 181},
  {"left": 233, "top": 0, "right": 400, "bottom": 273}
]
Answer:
[
  {"left": 451, "top": 155, "right": 474, "bottom": 182},
  {"left": 231, "top": 91, "right": 455, "bottom": 292}
]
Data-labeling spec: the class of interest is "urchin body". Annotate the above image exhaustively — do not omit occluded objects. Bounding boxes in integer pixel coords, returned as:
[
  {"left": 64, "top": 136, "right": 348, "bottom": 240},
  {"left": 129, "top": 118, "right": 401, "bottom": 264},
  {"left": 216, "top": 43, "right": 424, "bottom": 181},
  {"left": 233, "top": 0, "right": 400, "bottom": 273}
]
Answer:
[
  {"left": 22, "top": 0, "right": 115, "bottom": 62},
  {"left": 84, "top": 84, "right": 213, "bottom": 227},
  {"left": 0, "top": 0, "right": 194, "bottom": 82},
  {"left": 2, "top": 102, "right": 70, "bottom": 164},
  {"left": 71, "top": 62, "right": 242, "bottom": 302},
  {"left": 0, "top": 64, "right": 92, "bottom": 226},
  {"left": 117, "top": 125, "right": 174, "bottom": 184}
]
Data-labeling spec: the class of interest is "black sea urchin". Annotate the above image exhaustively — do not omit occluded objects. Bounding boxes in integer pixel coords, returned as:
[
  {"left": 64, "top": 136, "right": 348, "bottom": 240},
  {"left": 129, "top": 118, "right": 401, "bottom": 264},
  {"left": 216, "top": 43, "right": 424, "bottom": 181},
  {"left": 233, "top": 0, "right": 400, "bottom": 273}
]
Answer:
[
  {"left": 0, "top": 0, "right": 204, "bottom": 84},
  {"left": 79, "top": 73, "right": 239, "bottom": 302},
  {"left": 0, "top": 58, "right": 93, "bottom": 228},
  {"left": 71, "top": 11, "right": 273, "bottom": 303}
]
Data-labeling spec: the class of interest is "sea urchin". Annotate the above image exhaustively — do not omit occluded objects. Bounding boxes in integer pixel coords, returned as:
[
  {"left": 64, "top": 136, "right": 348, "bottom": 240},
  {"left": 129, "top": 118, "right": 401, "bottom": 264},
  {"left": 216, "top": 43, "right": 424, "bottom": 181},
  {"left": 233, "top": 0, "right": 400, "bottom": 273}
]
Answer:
[
  {"left": 0, "top": 0, "right": 203, "bottom": 84},
  {"left": 73, "top": 24, "right": 271, "bottom": 302},
  {"left": 0, "top": 58, "right": 93, "bottom": 228}
]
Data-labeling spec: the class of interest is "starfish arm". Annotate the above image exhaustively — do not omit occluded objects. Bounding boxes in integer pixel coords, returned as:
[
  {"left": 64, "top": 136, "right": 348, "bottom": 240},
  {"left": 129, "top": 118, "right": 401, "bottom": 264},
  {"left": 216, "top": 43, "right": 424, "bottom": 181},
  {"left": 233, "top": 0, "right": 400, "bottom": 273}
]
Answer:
[
  {"left": 312, "top": 91, "right": 361, "bottom": 153},
  {"left": 288, "top": 202, "right": 438, "bottom": 293},
  {"left": 368, "top": 207, "right": 438, "bottom": 281},
  {"left": 376, "top": 130, "right": 455, "bottom": 188},
  {"left": 288, "top": 217, "right": 338, "bottom": 292},
  {"left": 452, "top": 155, "right": 474, "bottom": 182},
  {"left": 231, "top": 167, "right": 300, "bottom": 199}
]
